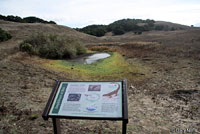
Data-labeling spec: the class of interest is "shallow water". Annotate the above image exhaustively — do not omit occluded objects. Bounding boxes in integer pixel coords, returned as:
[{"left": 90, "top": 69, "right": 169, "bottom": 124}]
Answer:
[{"left": 69, "top": 53, "right": 111, "bottom": 64}]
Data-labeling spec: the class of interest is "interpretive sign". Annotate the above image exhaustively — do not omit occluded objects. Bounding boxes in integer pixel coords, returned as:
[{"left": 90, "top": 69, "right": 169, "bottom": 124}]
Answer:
[{"left": 42, "top": 80, "right": 128, "bottom": 134}]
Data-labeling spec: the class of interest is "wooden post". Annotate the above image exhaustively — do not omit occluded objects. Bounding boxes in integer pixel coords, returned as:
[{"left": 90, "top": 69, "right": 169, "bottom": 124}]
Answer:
[{"left": 52, "top": 118, "right": 61, "bottom": 134}]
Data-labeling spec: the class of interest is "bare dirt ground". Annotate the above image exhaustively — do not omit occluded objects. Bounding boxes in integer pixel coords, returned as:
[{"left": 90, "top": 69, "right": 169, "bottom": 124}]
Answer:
[{"left": 0, "top": 21, "right": 200, "bottom": 134}]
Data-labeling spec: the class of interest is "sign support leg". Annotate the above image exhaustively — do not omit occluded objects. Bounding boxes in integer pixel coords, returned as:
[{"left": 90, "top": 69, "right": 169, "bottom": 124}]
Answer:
[
  {"left": 122, "top": 120, "right": 127, "bottom": 134},
  {"left": 52, "top": 118, "right": 61, "bottom": 134}
]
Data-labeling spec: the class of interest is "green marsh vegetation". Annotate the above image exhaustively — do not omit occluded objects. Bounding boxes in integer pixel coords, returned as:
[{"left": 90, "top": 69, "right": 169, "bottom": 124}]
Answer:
[{"left": 45, "top": 52, "right": 145, "bottom": 81}]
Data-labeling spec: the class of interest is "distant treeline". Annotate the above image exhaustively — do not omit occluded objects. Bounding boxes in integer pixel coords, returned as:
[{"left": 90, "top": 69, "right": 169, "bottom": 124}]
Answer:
[
  {"left": 0, "top": 14, "right": 56, "bottom": 24},
  {"left": 75, "top": 19, "right": 155, "bottom": 36},
  {"left": 75, "top": 19, "right": 179, "bottom": 37}
]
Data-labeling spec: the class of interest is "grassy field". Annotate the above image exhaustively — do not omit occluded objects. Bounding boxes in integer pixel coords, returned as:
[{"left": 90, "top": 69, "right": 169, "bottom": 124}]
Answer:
[
  {"left": 0, "top": 21, "right": 200, "bottom": 134},
  {"left": 43, "top": 52, "right": 146, "bottom": 81}
]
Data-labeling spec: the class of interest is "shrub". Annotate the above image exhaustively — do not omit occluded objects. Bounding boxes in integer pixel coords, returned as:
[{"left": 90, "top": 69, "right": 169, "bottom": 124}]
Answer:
[
  {"left": 77, "top": 25, "right": 107, "bottom": 37},
  {"left": 134, "top": 31, "right": 142, "bottom": 35},
  {"left": 19, "top": 33, "right": 87, "bottom": 59},
  {"left": 112, "top": 27, "right": 125, "bottom": 35},
  {"left": 155, "top": 25, "right": 164, "bottom": 30},
  {"left": 0, "top": 28, "right": 12, "bottom": 42},
  {"left": 19, "top": 43, "right": 33, "bottom": 53},
  {"left": 76, "top": 44, "right": 87, "bottom": 55}
]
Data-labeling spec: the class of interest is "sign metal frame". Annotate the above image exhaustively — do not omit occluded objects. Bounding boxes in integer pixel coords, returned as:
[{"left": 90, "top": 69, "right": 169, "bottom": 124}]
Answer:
[{"left": 42, "top": 79, "right": 128, "bottom": 134}]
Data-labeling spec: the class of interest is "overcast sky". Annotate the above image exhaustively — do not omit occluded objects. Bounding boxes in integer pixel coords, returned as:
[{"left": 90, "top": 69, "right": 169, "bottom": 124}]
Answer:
[{"left": 0, "top": 0, "right": 200, "bottom": 28}]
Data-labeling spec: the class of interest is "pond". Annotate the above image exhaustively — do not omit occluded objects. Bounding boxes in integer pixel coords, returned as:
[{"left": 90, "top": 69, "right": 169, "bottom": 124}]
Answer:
[{"left": 69, "top": 53, "right": 111, "bottom": 64}]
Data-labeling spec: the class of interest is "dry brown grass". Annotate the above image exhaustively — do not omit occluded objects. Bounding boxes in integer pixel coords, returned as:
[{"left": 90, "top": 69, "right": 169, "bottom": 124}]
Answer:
[
  {"left": 0, "top": 20, "right": 102, "bottom": 45},
  {"left": 89, "top": 46, "right": 116, "bottom": 52},
  {"left": 1, "top": 20, "right": 200, "bottom": 134}
]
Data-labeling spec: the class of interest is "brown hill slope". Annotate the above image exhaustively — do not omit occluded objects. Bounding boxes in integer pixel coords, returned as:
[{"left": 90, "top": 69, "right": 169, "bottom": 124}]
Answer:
[
  {"left": 0, "top": 20, "right": 101, "bottom": 44},
  {"left": 0, "top": 20, "right": 103, "bottom": 60},
  {"left": 155, "top": 21, "right": 191, "bottom": 29},
  {"left": 101, "top": 29, "right": 200, "bottom": 44}
]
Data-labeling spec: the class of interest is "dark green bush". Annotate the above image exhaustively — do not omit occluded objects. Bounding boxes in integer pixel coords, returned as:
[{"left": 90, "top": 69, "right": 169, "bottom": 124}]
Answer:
[
  {"left": 0, "top": 28, "right": 12, "bottom": 42},
  {"left": 113, "top": 28, "right": 125, "bottom": 35},
  {"left": 77, "top": 25, "right": 107, "bottom": 37},
  {"left": 76, "top": 44, "right": 87, "bottom": 55},
  {"left": 19, "top": 33, "right": 87, "bottom": 59},
  {"left": 155, "top": 25, "right": 164, "bottom": 30},
  {"left": 19, "top": 43, "right": 33, "bottom": 53}
]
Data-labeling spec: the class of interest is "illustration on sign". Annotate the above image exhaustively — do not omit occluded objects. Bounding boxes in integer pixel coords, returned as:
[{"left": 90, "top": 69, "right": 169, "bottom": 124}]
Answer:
[
  {"left": 103, "top": 83, "right": 120, "bottom": 98},
  {"left": 49, "top": 82, "right": 122, "bottom": 118},
  {"left": 67, "top": 94, "right": 81, "bottom": 101}
]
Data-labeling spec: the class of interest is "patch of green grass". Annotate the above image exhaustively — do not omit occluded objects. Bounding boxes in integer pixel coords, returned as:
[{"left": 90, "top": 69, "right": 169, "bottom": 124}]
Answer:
[
  {"left": 28, "top": 113, "right": 39, "bottom": 120},
  {"left": 10, "top": 128, "right": 17, "bottom": 134},
  {"left": 45, "top": 52, "right": 141, "bottom": 80}
]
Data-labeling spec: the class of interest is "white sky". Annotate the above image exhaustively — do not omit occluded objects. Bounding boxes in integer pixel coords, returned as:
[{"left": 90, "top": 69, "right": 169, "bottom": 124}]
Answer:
[{"left": 0, "top": 0, "right": 200, "bottom": 28}]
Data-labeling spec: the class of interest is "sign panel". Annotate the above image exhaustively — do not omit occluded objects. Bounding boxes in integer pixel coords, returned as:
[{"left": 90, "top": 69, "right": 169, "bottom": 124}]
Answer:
[{"left": 49, "top": 82, "right": 123, "bottom": 118}]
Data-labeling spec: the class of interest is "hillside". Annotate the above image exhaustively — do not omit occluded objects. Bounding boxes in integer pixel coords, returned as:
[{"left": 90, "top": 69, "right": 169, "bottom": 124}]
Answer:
[
  {"left": 101, "top": 28, "right": 200, "bottom": 43},
  {"left": 76, "top": 19, "right": 193, "bottom": 37},
  {"left": 155, "top": 21, "right": 191, "bottom": 30},
  {"left": 0, "top": 20, "right": 101, "bottom": 43},
  {"left": 0, "top": 20, "right": 200, "bottom": 133},
  {"left": 0, "top": 20, "right": 102, "bottom": 60}
]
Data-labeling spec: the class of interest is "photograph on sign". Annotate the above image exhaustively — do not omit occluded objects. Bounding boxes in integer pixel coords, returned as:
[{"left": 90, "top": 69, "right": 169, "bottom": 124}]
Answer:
[{"left": 49, "top": 82, "right": 123, "bottom": 118}]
